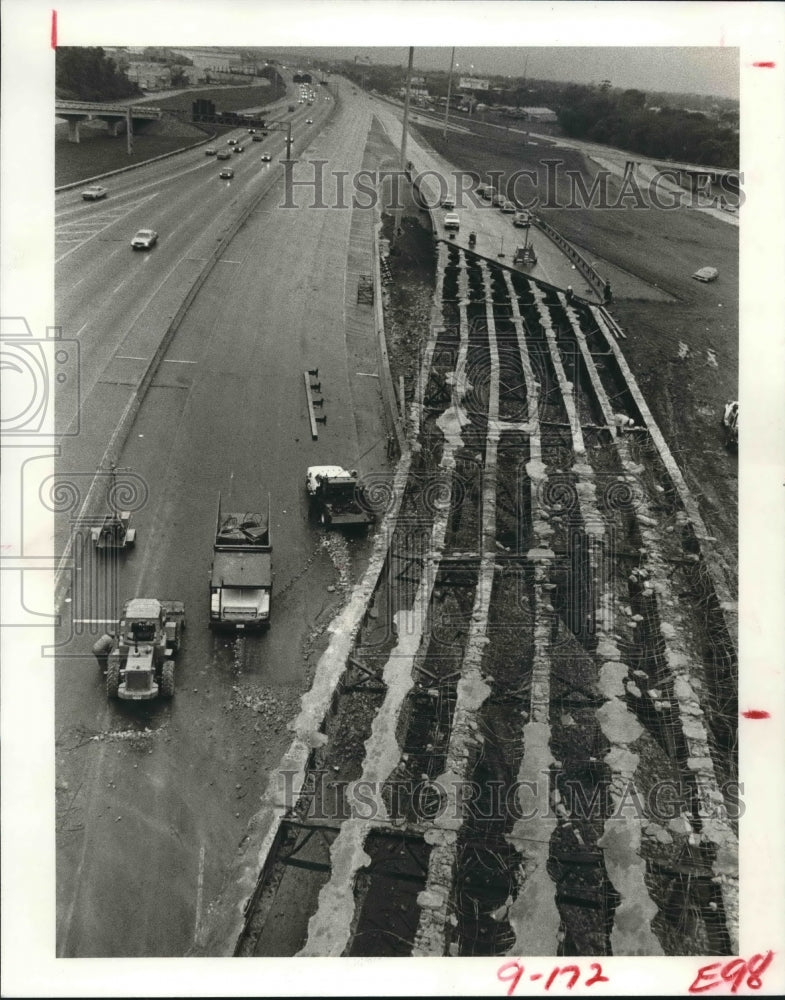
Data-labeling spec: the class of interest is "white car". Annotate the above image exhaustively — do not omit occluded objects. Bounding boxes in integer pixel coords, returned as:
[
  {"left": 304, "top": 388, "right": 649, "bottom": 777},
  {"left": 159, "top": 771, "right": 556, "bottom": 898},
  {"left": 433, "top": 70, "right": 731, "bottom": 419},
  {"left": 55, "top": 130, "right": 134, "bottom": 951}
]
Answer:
[
  {"left": 131, "top": 228, "right": 158, "bottom": 250},
  {"left": 513, "top": 210, "right": 532, "bottom": 227},
  {"left": 692, "top": 266, "right": 719, "bottom": 282},
  {"left": 82, "top": 185, "right": 107, "bottom": 201},
  {"left": 444, "top": 213, "right": 460, "bottom": 231},
  {"left": 500, "top": 199, "right": 516, "bottom": 213}
]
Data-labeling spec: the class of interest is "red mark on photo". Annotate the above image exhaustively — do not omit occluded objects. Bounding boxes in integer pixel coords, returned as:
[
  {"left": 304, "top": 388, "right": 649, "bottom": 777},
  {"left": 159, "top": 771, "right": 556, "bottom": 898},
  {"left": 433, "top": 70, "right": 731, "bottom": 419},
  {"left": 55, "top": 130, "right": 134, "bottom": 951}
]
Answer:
[
  {"left": 752, "top": 61, "right": 775, "bottom": 68},
  {"left": 742, "top": 709, "right": 770, "bottom": 719},
  {"left": 51, "top": 10, "right": 57, "bottom": 49},
  {"left": 688, "top": 951, "right": 773, "bottom": 993}
]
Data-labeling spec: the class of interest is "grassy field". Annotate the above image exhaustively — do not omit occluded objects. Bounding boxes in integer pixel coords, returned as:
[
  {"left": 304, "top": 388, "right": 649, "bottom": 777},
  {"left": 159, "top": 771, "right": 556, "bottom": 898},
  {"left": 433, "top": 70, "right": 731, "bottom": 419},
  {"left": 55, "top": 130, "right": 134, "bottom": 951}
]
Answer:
[
  {"left": 414, "top": 115, "right": 738, "bottom": 578},
  {"left": 55, "top": 127, "right": 210, "bottom": 187},
  {"left": 136, "top": 82, "right": 276, "bottom": 113}
]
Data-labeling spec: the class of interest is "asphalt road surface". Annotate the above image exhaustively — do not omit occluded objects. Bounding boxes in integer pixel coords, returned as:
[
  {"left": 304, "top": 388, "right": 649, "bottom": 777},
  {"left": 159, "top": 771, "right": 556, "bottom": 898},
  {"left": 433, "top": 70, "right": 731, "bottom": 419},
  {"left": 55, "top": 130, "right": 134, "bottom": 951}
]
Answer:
[{"left": 55, "top": 87, "right": 388, "bottom": 957}]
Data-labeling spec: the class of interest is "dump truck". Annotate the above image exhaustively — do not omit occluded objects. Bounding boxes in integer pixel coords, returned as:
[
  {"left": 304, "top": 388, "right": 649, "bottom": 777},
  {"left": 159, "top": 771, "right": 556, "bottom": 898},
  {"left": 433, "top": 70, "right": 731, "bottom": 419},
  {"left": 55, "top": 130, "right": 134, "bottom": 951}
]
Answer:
[
  {"left": 305, "top": 466, "right": 373, "bottom": 528},
  {"left": 93, "top": 598, "right": 185, "bottom": 700},
  {"left": 209, "top": 494, "right": 272, "bottom": 629}
]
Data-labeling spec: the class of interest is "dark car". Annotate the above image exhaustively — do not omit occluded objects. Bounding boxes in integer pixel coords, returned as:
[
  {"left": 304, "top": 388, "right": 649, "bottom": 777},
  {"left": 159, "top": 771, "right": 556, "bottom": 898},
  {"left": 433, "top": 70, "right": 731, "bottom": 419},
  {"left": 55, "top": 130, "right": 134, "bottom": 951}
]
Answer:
[
  {"left": 227, "top": 138, "right": 237, "bottom": 145},
  {"left": 219, "top": 167, "right": 234, "bottom": 179},
  {"left": 260, "top": 153, "right": 272, "bottom": 162},
  {"left": 216, "top": 150, "right": 231, "bottom": 160},
  {"left": 252, "top": 134, "right": 264, "bottom": 142},
  {"left": 233, "top": 145, "right": 244, "bottom": 154},
  {"left": 204, "top": 147, "right": 217, "bottom": 156}
]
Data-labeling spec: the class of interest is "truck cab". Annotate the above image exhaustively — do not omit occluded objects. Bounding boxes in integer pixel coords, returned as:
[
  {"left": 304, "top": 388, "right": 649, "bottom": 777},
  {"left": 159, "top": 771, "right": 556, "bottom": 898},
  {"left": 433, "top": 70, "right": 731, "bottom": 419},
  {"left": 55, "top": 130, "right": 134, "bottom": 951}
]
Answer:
[{"left": 305, "top": 466, "right": 373, "bottom": 529}]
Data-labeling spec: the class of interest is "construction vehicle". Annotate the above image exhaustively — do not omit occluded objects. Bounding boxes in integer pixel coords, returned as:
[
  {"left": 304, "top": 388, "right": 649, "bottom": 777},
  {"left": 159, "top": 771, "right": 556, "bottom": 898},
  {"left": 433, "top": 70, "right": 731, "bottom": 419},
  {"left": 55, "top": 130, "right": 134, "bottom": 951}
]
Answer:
[
  {"left": 95, "top": 598, "right": 185, "bottom": 700},
  {"left": 209, "top": 494, "right": 272, "bottom": 629},
  {"left": 305, "top": 466, "right": 373, "bottom": 529},
  {"left": 513, "top": 243, "right": 537, "bottom": 266},
  {"left": 91, "top": 510, "right": 136, "bottom": 550},
  {"left": 91, "top": 465, "right": 136, "bottom": 550}
]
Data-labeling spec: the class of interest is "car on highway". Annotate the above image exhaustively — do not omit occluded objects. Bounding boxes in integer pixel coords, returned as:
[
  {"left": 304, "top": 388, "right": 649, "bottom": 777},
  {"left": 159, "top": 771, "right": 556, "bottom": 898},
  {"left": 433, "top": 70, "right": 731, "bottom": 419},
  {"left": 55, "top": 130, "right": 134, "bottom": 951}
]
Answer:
[
  {"left": 492, "top": 192, "right": 505, "bottom": 207},
  {"left": 252, "top": 134, "right": 264, "bottom": 142},
  {"left": 247, "top": 128, "right": 256, "bottom": 134},
  {"left": 131, "top": 228, "right": 158, "bottom": 250},
  {"left": 81, "top": 185, "right": 108, "bottom": 201},
  {"left": 227, "top": 138, "right": 237, "bottom": 146},
  {"left": 219, "top": 168, "right": 234, "bottom": 179},
  {"left": 305, "top": 118, "right": 314, "bottom": 124},
  {"left": 205, "top": 147, "right": 217, "bottom": 156},
  {"left": 216, "top": 150, "right": 231, "bottom": 160},
  {"left": 692, "top": 266, "right": 719, "bottom": 282},
  {"left": 233, "top": 144, "right": 245, "bottom": 154},
  {"left": 444, "top": 213, "right": 460, "bottom": 231},
  {"left": 513, "top": 210, "right": 532, "bottom": 227},
  {"left": 442, "top": 195, "right": 456, "bottom": 210},
  {"left": 500, "top": 199, "right": 516, "bottom": 213},
  {"left": 260, "top": 153, "right": 272, "bottom": 162},
  {"left": 481, "top": 186, "right": 495, "bottom": 201}
]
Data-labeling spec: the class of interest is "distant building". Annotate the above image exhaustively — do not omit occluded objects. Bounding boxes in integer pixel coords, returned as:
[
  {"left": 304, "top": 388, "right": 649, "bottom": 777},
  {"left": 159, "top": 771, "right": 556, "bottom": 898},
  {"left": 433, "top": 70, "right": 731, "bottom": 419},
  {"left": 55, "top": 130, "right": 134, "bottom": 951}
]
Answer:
[{"left": 520, "top": 106, "right": 557, "bottom": 123}]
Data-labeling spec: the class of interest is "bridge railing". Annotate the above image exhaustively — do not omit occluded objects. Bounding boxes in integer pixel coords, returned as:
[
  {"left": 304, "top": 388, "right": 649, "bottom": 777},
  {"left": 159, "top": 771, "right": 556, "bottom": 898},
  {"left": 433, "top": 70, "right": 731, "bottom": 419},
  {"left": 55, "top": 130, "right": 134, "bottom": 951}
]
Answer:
[{"left": 55, "top": 100, "right": 162, "bottom": 116}]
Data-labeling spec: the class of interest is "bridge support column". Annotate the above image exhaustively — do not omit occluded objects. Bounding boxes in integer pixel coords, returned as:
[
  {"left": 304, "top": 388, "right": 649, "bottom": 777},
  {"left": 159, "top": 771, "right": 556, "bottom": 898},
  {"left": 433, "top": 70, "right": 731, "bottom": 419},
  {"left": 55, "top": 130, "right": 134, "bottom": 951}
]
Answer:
[{"left": 67, "top": 118, "right": 83, "bottom": 143}]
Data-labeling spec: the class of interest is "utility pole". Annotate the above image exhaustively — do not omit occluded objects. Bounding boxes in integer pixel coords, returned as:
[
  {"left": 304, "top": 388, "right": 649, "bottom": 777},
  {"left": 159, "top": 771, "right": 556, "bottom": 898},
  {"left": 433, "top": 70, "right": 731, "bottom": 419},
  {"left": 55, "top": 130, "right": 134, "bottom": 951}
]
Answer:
[
  {"left": 126, "top": 105, "right": 133, "bottom": 156},
  {"left": 393, "top": 47, "right": 415, "bottom": 250},
  {"left": 443, "top": 46, "right": 455, "bottom": 141},
  {"left": 400, "top": 46, "right": 414, "bottom": 170}
]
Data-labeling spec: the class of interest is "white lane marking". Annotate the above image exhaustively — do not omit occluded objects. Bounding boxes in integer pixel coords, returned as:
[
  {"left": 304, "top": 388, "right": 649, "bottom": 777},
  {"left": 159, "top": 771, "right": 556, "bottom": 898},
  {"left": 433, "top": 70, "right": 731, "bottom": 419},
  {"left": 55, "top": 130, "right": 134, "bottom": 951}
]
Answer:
[
  {"left": 193, "top": 843, "right": 206, "bottom": 946},
  {"left": 72, "top": 618, "right": 116, "bottom": 624},
  {"left": 163, "top": 359, "right": 196, "bottom": 364},
  {"left": 75, "top": 321, "right": 88, "bottom": 337},
  {"left": 115, "top": 355, "right": 146, "bottom": 361}
]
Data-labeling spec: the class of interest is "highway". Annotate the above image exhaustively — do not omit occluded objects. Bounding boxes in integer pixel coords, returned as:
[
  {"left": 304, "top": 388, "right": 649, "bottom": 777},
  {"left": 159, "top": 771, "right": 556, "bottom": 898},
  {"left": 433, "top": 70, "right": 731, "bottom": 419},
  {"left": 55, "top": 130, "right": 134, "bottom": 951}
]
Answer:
[
  {"left": 54, "top": 83, "right": 390, "bottom": 956},
  {"left": 53, "top": 80, "right": 740, "bottom": 960}
]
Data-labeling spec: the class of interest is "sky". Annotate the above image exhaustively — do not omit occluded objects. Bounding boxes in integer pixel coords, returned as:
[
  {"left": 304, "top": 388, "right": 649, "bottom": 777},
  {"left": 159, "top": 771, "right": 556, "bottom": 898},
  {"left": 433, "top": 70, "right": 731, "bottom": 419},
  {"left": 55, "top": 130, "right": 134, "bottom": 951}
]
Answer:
[{"left": 271, "top": 47, "right": 740, "bottom": 101}]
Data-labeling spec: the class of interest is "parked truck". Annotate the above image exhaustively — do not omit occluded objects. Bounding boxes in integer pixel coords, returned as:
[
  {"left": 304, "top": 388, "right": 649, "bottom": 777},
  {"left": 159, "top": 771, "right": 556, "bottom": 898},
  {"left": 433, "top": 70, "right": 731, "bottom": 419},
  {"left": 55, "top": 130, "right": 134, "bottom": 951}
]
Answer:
[
  {"left": 93, "top": 598, "right": 185, "bottom": 700},
  {"left": 305, "top": 466, "right": 373, "bottom": 529},
  {"left": 209, "top": 494, "right": 272, "bottom": 629}
]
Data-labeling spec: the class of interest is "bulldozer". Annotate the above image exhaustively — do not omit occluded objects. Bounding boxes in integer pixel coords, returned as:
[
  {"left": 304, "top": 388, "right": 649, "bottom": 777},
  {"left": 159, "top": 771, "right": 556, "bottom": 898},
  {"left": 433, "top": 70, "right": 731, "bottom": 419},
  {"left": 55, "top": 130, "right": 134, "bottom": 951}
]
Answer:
[{"left": 94, "top": 598, "right": 185, "bottom": 700}]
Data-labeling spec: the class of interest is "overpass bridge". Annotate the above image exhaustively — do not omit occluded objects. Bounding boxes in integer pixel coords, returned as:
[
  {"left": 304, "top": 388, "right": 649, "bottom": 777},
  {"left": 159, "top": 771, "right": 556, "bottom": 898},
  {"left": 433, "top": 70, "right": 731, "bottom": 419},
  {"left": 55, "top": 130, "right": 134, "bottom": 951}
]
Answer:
[{"left": 55, "top": 100, "right": 163, "bottom": 142}]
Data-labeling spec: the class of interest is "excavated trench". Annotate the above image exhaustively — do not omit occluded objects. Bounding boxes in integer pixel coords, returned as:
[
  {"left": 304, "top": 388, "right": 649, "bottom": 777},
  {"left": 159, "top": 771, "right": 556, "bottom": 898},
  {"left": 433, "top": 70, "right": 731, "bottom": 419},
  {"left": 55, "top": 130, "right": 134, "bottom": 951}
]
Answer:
[{"left": 237, "top": 235, "right": 737, "bottom": 958}]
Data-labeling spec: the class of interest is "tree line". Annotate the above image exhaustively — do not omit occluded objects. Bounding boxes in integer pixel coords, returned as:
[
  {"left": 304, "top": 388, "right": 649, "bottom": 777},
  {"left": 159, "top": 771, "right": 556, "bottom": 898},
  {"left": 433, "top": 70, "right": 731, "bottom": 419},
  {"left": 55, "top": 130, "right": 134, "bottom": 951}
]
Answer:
[
  {"left": 555, "top": 83, "right": 738, "bottom": 168},
  {"left": 56, "top": 47, "right": 142, "bottom": 102}
]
